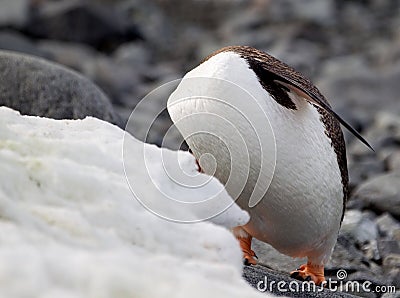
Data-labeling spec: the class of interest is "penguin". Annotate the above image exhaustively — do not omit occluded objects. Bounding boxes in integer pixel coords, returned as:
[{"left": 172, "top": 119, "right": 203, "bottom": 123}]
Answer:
[{"left": 167, "top": 46, "right": 372, "bottom": 285}]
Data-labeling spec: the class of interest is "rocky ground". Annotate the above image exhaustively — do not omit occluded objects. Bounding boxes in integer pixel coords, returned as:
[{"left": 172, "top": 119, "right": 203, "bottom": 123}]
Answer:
[{"left": 0, "top": 0, "right": 399, "bottom": 297}]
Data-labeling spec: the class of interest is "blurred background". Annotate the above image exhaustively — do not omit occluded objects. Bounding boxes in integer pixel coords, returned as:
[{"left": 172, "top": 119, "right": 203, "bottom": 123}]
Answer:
[{"left": 0, "top": 0, "right": 399, "bottom": 294}]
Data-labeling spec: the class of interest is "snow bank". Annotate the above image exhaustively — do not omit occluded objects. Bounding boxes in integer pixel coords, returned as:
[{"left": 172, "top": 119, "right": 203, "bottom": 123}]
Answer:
[{"left": 0, "top": 107, "right": 268, "bottom": 298}]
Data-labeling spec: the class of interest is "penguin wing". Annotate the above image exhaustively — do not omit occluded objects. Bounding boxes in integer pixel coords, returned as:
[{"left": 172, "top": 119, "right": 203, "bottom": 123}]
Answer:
[
  {"left": 273, "top": 78, "right": 374, "bottom": 151},
  {"left": 217, "top": 45, "right": 372, "bottom": 150}
]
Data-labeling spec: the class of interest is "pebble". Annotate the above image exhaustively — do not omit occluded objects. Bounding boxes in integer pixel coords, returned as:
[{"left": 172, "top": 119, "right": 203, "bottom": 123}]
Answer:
[
  {"left": 348, "top": 158, "right": 385, "bottom": 191},
  {"left": 383, "top": 254, "right": 400, "bottom": 270},
  {"left": 378, "top": 240, "right": 400, "bottom": 257},
  {"left": 340, "top": 210, "right": 378, "bottom": 244},
  {"left": 25, "top": 0, "right": 141, "bottom": 49},
  {"left": 386, "top": 150, "right": 400, "bottom": 171},
  {"left": 352, "top": 172, "right": 400, "bottom": 218},
  {"left": 0, "top": 30, "right": 48, "bottom": 58},
  {"left": 0, "top": 0, "right": 28, "bottom": 27},
  {"left": 37, "top": 40, "right": 98, "bottom": 72},
  {"left": 376, "top": 213, "right": 400, "bottom": 240},
  {"left": 81, "top": 55, "right": 140, "bottom": 106}
]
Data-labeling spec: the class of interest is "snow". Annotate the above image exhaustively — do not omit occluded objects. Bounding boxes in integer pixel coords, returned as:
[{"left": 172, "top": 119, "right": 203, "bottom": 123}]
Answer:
[{"left": 0, "top": 107, "right": 269, "bottom": 298}]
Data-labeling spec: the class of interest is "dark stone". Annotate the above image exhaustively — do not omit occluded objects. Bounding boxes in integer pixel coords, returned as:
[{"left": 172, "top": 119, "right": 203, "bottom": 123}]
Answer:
[
  {"left": 378, "top": 240, "right": 400, "bottom": 257},
  {"left": 252, "top": 239, "right": 307, "bottom": 273},
  {"left": 348, "top": 158, "right": 385, "bottom": 191},
  {"left": 352, "top": 172, "right": 400, "bottom": 218},
  {"left": 318, "top": 60, "right": 400, "bottom": 131},
  {"left": 327, "top": 234, "right": 380, "bottom": 276},
  {"left": 0, "top": 0, "right": 29, "bottom": 27},
  {"left": 382, "top": 254, "right": 400, "bottom": 270},
  {"left": 36, "top": 40, "right": 97, "bottom": 72},
  {"left": 386, "top": 150, "right": 400, "bottom": 171},
  {"left": 0, "top": 50, "right": 121, "bottom": 126},
  {"left": 376, "top": 213, "right": 400, "bottom": 240},
  {"left": 387, "top": 269, "right": 400, "bottom": 290},
  {"left": 24, "top": 0, "right": 141, "bottom": 51},
  {"left": 0, "top": 30, "right": 49, "bottom": 58},
  {"left": 340, "top": 210, "right": 378, "bottom": 244},
  {"left": 80, "top": 56, "right": 140, "bottom": 106}
]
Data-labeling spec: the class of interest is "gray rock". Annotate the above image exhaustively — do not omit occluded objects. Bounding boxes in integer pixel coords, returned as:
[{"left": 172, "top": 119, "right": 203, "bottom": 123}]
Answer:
[
  {"left": 153, "top": 0, "right": 247, "bottom": 29},
  {"left": 340, "top": 210, "right": 378, "bottom": 244},
  {"left": 383, "top": 254, "right": 400, "bottom": 270},
  {"left": 361, "top": 240, "right": 381, "bottom": 263},
  {"left": 327, "top": 235, "right": 373, "bottom": 273},
  {"left": 267, "top": 38, "right": 322, "bottom": 78},
  {"left": 371, "top": 112, "right": 400, "bottom": 136},
  {"left": 81, "top": 55, "right": 140, "bottom": 106},
  {"left": 376, "top": 213, "right": 400, "bottom": 240},
  {"left": 117, "top": 0, "right": 246, "bottom": 62},
  {"left": 139, "top": 62, "right": 180, "bottom": 84},
  {"left": 36, "top": 41, "right": 147, "bottom": 108},
  {"left": 112, "top": 42, "right": 150, "bottom": 70},
  {"left": 387, "top": 269, "right": 400, "bottom": 291},
  {"left": 381, "top": 292, "right": 400, "bottom": 298},
  {"left": 386, "top": 150, "right": 400, "bottom": 172},
  {"left": 317, "top": 59, "right": 400, "bottom": 131},
  {"left": 0, "top": 0, "right": 29, "bottom": 27},
  {"left": 252, "top": 239, "right": 306, "bottom": 273},
  {"left": 0, "top": 30, "right": 48, "bottom": 58},
  {"left": 352, "top": 172, "right": 400, "bottom": 218},
  {"left": 348, "top": 158, "right": 385, "bottom": 190},
  {"left": 348, "top": 112, "right": 400, "bottom": 157},
  {"left": 37, "top": 40, "right": 98, "bottom": 72},
  {"left": 263, "top": 0, "right": 336, "bottom": 25},
  {"left": 0, "top": 50, "right": 120, "bottom": 126},
  {"left": 25, "top": 0, "right": 141, "bottom": 49},
  {"left": 378, "top": 240, "right": 400, "bottom": 258},
  {"left": 116, "top": 0, "right": 170, "bottom": 58}
]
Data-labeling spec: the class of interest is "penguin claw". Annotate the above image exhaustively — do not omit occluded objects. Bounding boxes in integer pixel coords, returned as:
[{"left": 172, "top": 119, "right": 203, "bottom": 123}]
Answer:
[
  {"left": 243, "top": 255, "right": 258, "bottom": 266},
  {"left": 242, "top": 246, "right": 258, "bottom": 266},
  {"left": 290, "top": 271, "right": 299, "bottom": 279},
  {"left": 290, "top": 263, "right": 325, "bottom": 286}
]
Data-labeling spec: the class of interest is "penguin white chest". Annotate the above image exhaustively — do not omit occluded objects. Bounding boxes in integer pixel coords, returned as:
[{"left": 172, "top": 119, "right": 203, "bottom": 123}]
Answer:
[{"left": 167, "top": 51, "right": 344, "bottom": 262}]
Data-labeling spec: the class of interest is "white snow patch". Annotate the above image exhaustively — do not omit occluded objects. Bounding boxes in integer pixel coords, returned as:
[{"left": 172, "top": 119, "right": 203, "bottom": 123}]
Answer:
[{"left": 0, "top": 107, "right": 269, "bottom": 298}]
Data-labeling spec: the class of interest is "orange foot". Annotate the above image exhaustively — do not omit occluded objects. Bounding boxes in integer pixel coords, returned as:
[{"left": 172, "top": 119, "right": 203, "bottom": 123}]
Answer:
[
  {"left": 238, "top": 236, "right": 258, "bottom": 265},
  {"left": 290, "top": 262, "right": 325, "bottom": 285}
]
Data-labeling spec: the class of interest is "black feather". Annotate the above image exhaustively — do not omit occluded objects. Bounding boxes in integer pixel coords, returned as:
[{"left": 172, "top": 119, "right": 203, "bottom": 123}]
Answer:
[{"left": 274, "top": 78, "right": 374, "bottom": 152}]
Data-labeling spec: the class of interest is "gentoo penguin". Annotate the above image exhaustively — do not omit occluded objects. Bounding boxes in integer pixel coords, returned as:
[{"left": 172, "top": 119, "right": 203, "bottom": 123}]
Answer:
[{"left": 167, "top": 46, "right": 371, "bottom": 285}]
